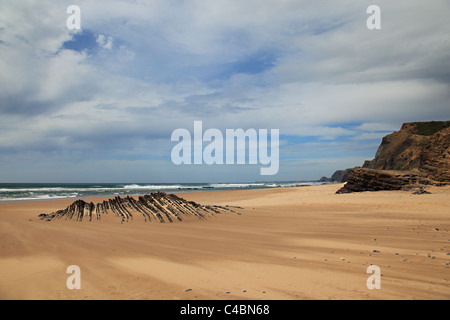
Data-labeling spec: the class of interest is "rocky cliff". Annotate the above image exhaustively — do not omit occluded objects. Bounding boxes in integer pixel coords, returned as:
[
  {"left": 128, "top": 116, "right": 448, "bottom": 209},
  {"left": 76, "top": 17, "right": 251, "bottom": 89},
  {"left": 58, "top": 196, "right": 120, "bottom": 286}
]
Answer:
[{"left": 337, "top": 121, "right": 450, "bottom": 193}]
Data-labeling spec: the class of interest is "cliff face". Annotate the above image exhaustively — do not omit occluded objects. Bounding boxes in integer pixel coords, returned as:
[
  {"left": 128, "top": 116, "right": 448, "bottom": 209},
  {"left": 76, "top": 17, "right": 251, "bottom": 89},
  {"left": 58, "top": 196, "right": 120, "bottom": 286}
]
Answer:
[
  {"left": 338, "top": 121, "right": 450, "bottom": 193},
  {"left": 362, "top": 122, "right": 450, "bottom": 182}
]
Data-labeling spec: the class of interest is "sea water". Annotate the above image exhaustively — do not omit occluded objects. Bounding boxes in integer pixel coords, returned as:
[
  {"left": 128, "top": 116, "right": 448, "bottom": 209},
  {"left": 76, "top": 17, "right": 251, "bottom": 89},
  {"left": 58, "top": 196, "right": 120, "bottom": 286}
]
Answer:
[{"left": 0, "top": 182, "right": 324, "bottom": 202}]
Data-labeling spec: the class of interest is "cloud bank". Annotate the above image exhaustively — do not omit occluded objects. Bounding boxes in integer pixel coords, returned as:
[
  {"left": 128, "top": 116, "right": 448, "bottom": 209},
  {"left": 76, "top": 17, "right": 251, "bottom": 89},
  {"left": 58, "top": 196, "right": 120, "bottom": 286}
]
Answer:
[{"left": 0, "top": 0, "right": 449, "bottom": 182}]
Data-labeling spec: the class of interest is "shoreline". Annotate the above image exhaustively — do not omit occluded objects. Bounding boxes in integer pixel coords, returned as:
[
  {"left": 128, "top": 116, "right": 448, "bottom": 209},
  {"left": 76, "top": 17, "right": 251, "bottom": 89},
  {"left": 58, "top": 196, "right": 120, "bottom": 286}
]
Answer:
[
  {"left": 0, "top": 183, "right": 333, "bottom": 204},
  {"left": 1, "top": 183, "right": 449, "bottom": 300}
]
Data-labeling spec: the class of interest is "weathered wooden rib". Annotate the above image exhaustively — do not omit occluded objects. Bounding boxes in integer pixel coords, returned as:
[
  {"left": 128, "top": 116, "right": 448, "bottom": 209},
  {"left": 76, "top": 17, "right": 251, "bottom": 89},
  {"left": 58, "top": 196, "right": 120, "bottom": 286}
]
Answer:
[{"left": 38, "top": 192, "right": 242, "bottom": 223}]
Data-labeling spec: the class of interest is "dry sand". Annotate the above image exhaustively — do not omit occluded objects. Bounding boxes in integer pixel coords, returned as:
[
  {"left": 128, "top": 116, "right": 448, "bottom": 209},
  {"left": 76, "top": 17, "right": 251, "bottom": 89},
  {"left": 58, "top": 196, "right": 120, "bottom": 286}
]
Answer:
[{"left": 0, "top": 183, "right": 449, "bottom": 300}]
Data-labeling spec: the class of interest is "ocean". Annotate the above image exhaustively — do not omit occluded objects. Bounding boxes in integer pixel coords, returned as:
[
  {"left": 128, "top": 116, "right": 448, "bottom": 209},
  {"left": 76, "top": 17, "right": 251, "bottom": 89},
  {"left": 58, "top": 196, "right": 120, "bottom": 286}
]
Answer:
[{"left": 0, "top": 181, "right": 325, "bottom": 202}]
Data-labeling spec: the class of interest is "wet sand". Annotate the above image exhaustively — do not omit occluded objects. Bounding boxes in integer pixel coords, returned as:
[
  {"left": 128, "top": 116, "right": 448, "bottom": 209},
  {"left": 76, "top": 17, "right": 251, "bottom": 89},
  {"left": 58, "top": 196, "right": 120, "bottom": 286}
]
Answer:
[{"left": 0, "top": 184, "right": 449, "bottom": 300}]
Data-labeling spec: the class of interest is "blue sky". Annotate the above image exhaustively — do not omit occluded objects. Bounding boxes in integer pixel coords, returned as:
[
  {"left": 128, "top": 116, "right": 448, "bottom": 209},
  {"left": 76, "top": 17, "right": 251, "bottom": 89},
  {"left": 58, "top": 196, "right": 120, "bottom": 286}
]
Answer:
[{"left": 0, "top": 0, "right": 449, "bottom": 183}]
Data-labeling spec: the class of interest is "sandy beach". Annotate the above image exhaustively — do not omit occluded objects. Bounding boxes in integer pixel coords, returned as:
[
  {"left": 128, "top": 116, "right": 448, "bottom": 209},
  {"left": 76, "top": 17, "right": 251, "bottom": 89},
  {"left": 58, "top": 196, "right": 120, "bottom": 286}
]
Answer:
[{"left": 0, "top": 183, "right": 449, "bottom": 300}]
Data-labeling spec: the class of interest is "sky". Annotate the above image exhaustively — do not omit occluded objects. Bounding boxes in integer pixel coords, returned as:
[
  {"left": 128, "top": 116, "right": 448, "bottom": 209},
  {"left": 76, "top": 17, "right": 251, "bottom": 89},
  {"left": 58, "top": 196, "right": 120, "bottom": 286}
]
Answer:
[{"left": 0, "top": 0, "right": 449, "bottom": 183}]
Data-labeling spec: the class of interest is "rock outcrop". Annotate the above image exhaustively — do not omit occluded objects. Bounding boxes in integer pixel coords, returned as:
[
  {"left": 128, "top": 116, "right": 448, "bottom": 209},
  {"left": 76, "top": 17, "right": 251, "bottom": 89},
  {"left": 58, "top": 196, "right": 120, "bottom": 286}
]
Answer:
[
  {"left": 38, "top": 192, "right": 242, "bottom": 223},
  {"left": 336, "top": 168, "right": 435, "bottom": 193},
  {"left": 337, "top": 121, "right": 450, "bottom": 193},
  {"left": 319, "top": 168, "right": 355, "bottom": 183},
  {"left": 331, "top": 168, "right": 355, "bottom": 183}
]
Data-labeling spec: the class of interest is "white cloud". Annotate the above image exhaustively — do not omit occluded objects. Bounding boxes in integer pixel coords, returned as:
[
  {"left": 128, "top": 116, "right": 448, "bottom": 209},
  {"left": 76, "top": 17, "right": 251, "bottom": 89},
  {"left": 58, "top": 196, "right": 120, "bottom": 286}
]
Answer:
[
  {"left": 0, "top": 0, "right": 449, "bottom": 182},
  {"left": 96, "top": 34, "right": 113, "bottom": 49}
]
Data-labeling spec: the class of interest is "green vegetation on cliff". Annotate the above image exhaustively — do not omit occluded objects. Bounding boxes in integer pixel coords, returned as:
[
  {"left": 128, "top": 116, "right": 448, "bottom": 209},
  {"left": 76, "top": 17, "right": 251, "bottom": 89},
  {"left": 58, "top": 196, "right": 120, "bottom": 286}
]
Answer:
[{"left": 411, "top": 121, "right": 450, "bottom": 136}]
